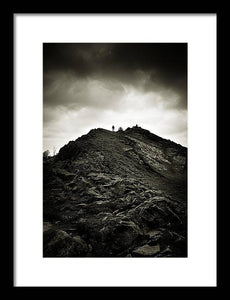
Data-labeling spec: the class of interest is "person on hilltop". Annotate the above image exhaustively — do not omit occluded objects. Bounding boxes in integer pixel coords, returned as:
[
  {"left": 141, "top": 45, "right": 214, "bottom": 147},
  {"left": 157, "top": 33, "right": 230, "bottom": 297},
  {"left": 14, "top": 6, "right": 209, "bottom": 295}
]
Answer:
[{"left": 112, "top": 125, "right": 115, "bottom": 131}]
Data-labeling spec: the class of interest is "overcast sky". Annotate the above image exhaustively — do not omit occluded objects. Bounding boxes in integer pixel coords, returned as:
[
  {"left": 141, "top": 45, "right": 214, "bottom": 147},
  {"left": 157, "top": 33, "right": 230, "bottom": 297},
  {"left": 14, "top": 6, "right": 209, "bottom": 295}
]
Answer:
[{"left": 43, "top": 43, "right": 187, "bottom": 154}]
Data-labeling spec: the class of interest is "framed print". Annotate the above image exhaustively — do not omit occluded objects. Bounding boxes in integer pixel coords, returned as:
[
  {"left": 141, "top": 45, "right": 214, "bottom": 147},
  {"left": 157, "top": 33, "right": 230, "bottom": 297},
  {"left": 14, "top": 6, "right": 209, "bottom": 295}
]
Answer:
[{"left": 14, "top": 14, "right": 217, "bottom": 287}]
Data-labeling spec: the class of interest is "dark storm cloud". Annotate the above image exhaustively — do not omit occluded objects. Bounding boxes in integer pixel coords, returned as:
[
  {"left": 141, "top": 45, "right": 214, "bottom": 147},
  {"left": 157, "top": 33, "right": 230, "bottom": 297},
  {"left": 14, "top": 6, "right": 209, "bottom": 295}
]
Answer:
[
  {"left": 43, "top": 43, "right": 187, "bottom": 153},
  {"left": 43, "top": 43, "right": 187, "bottom": 109}
]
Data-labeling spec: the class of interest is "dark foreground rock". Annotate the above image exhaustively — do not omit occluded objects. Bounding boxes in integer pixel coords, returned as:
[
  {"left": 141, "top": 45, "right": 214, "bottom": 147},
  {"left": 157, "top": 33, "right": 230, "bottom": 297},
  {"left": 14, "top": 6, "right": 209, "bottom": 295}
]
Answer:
[
  {"left": 132, "top": 244, "right": 160, "bottom": 257},
  {"left": 43, "top": 126, "right": 187, "bottom": 257},
  {"left": 43, "top": 228, "right": 88, "bottom": 257}
]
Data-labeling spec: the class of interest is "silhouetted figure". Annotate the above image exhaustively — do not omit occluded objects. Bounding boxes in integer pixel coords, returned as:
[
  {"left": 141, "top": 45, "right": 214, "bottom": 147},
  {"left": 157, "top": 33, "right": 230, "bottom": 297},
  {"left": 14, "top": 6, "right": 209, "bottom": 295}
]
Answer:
[{"left": 112, "top": 125, "right": 115, "bottom": 131}]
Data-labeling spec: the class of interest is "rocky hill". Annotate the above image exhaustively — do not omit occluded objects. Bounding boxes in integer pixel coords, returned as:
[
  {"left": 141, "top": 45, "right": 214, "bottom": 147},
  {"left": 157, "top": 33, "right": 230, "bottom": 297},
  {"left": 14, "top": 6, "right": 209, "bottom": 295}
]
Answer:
[{"left": 43, "top": 126, "right": 187, "bottom": 257}]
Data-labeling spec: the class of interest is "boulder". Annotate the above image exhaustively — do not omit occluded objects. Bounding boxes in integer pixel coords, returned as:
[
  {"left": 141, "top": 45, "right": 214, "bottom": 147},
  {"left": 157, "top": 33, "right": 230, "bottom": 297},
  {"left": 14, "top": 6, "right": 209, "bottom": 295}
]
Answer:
[
  {"left": 132, "top": 244, "right": 160, "bottom": 257},
  {"left": 43, "top": 229, "right": 88, "bottom": 257}
]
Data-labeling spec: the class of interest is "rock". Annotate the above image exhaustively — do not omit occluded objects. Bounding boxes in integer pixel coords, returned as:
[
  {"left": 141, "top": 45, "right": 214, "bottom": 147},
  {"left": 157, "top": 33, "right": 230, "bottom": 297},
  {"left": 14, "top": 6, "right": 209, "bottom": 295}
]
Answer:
[
  {"left": 159, "top": 245, "right": 172, "bottom": 255},
  {"left": 43, "top": 222, "right": 53, "bottom": 232},
  {"left": 147, "top": 230, "right": 162, "bottom": 237},
  {"left": 132, "top": 244, "right": 160, "bottom": 257},
  {"left": 43, "top": 229, "right": 88, "bottom": 257},
  {"left": 99, "top": 218, "right": 142, "bottom": 255},
  {"left": 55, "top": 169, "right": 76, "bottom": 181}
]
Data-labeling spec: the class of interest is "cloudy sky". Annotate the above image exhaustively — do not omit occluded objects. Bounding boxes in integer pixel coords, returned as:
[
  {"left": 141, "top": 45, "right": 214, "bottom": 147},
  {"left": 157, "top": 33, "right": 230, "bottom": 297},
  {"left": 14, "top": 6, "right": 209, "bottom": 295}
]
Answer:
[{"left": 43, "top": 43, "right": 187, "bottom": 154}]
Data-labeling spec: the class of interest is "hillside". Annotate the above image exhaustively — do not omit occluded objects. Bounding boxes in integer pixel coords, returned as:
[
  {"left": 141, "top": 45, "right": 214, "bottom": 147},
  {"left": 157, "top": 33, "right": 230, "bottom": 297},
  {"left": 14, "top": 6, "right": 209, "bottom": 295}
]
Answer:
[{"left": 43, "top": 126, "right": 187, "bottom": 257}]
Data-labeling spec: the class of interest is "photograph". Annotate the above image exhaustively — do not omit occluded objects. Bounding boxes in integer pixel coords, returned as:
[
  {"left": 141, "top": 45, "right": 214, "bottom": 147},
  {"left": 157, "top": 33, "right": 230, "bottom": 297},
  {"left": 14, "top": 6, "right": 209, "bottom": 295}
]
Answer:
[{"left": 43, "top": 43, "right": 188, "bottom": 258}]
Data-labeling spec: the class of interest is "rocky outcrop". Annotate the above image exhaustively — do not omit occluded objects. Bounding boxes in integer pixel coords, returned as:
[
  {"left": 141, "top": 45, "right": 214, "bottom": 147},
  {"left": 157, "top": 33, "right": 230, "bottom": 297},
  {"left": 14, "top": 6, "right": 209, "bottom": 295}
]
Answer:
[
  {"left": 43, "top": 228, "right": 88, "bottom": 257},
  {"left": 43, "top": 126, "right": 187, "bottom": 257}
]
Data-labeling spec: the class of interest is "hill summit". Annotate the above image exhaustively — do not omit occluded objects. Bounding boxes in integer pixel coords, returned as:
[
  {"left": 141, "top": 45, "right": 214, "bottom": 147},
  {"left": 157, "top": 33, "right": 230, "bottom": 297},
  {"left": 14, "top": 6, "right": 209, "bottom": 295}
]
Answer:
[{"left": 43, "top": 126, "right": 187, "bottom": 257}]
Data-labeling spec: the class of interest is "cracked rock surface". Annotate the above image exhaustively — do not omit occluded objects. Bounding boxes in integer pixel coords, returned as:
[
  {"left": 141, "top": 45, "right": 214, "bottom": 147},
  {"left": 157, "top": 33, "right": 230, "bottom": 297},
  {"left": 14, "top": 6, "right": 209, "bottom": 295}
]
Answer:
[{"left": 43, "top": 126, "right": 187, "bottom": 257}]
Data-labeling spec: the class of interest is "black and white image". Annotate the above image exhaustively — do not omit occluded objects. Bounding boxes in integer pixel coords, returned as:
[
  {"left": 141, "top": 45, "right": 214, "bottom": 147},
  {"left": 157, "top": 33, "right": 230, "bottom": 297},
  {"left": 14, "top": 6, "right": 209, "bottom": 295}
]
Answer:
[{"left": 43, "top": 43, "right": 187, "bottom": 257}]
